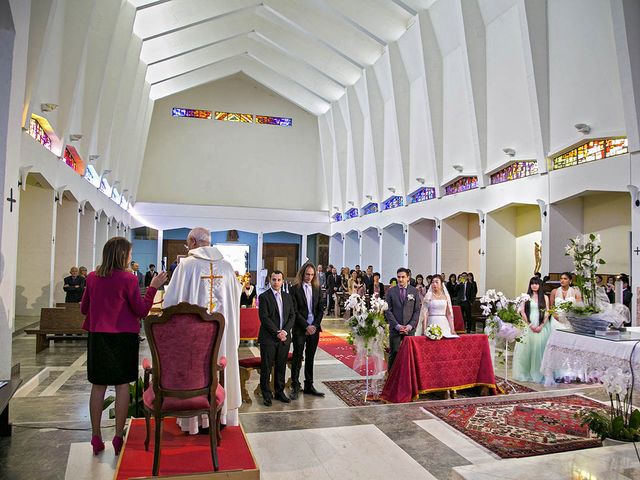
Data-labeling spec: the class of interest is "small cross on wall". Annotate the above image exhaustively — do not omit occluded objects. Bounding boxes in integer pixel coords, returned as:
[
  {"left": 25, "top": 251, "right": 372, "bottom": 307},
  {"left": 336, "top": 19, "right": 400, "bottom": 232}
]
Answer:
[
  {"left": 6, "top": 188, "right": 17, "bottom": 212},
  {"left": 635, "top": 247, "right": 640, "bottom": 256}
]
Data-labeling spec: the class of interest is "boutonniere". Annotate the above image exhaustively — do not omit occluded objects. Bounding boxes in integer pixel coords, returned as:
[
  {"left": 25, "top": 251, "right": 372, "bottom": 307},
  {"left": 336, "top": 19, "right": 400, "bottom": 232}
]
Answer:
[{"left": 407, "top": 294, "right": 415, "bottom": 301}]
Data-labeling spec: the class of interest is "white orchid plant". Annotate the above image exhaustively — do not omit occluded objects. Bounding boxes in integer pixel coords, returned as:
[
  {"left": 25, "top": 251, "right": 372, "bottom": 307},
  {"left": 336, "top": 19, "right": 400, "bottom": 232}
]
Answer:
[
  {"left": 481, "top": 289, "right": 529, "bottom": 342},
  {"left": 344, "top": 293, "right": 389, "bottom": 352},
  {"left": 577, "top": 366, "right": 640, "bottom": 441},
  {"left": 562, "top": 233, "right": 606, "bottom": 315}
]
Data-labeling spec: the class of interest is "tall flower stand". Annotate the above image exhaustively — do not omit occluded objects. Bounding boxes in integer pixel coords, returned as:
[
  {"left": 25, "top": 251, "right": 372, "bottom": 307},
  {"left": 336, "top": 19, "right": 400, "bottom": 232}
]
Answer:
[{"left": 501, "top": 341, "right": 517, "bottom": 394}]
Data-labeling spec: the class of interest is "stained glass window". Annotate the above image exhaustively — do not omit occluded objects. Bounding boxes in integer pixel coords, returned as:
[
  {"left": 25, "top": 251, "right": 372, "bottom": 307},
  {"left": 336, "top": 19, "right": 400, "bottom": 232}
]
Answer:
[
  {"left": 444, "top": 176, "right": 478, "bottom": 195},
  {"left": 344, "top": 208, "right": 358, "bottom": 220},
  {"left": 63, "top": 146, "right": 85, "bottom": 176},
  {"left": 255, "top": 115, "right": 293, "bottom": 127},
  {"left": 551, "top": 138, "right": 628, "bottom": 170},
  {"left": 99, "top": 177, "right": 112, "bottom": 197},
  {"left": 215, "top": 111, "right": 253, "bottom": 123},
  {"left": 361, "top": 202, "right": 378, "bottom": 216},
  {"left": 490, "top": 161, "right": 538, "bottom": 185},
  {"left": 332, "top": 212, "right": 343, "bottom": 222},
  {"left": 172, "top": 108, "right": 211, "bottom": 119},
  {"left": 28, "top": 117, "right": 52, "bottom": 151},
  {"left": 408, "top": 187, "right": 436, "bottom": 204},
  {"left": 120, "top": 195, "right": 128, "bottom": 210},
  {"left": 382, "top": 195, "right": 404, "bottom": 211},
  {"left": 84, "top": 164, "right": 100, "bottom": 188}
]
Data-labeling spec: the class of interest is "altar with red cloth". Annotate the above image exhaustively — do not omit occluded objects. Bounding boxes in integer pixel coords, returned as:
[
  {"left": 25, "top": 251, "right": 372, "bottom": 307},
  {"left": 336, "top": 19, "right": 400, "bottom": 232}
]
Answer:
[
  {"left": 380, "top": 334, "right": 498, "bottom": 403},
  {"left": 240, "top": 308, "right": 260, "bottom": 341}
]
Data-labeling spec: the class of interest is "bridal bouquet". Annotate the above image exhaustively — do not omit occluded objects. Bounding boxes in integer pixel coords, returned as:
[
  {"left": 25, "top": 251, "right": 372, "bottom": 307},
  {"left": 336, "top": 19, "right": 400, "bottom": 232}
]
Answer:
[
  {"left": 344, "top": 293, "right": 389, "bottom": 380},
  {"left": 425, "top": 324, "right": 443, "bottom": 340},
  {"left": 481, "top": 289, "right": 529, "bottom": 342}
]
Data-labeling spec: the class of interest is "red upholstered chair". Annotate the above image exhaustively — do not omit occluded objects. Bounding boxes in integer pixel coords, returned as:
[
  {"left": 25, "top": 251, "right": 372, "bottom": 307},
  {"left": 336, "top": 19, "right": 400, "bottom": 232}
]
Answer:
[
  {"left": 452, "top": 305, "right": 465, "bottom": 333},
  {"left": 142, "top": 303, "right": 226, "bottom": 476}
]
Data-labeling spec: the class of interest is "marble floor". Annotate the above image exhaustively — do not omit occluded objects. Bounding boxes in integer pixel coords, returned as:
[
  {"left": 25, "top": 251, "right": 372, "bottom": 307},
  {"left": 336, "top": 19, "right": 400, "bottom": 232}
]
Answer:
[{"left": 0, "top": 316, "right": 634, "bottom": 479}]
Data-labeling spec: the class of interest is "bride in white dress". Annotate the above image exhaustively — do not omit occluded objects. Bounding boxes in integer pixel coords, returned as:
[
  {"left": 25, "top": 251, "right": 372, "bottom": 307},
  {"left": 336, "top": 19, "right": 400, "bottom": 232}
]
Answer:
[{"left": 416, "top": 275, "right": 457, "bottom": 337}]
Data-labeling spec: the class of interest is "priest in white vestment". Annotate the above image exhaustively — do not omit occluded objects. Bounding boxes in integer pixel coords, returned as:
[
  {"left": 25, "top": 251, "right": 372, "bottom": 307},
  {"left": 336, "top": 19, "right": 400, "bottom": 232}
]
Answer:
[{"left": 162, "top": 227, "right": 242, "bottom": 431}]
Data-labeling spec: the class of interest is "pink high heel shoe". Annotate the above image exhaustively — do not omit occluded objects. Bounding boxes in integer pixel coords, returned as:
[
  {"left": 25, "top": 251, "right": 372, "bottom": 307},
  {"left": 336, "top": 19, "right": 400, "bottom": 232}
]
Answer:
[
  {"left": 91, "top": 435, "right": 105, "bottom": 455},
  {"left": 112, "top": 435, "right": 124, "bottom": 456}
]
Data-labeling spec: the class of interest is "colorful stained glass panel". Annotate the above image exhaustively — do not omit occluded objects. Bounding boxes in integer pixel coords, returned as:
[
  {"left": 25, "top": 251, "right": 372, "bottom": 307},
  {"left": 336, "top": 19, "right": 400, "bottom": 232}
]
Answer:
[
  {"left": 99, "top": 177, "right": 112, "bottom": 197},
  {"left": 255, "top": 115, "right": 293, "bottom": 127},
  {"left": 344, "top": 208, "right": 358, "bottom": 220},
  {"left": 215, "top": 111, "right": 253, "bottom": 123},
  {"left": 551, "top": 138, "right": 628, "bottom": 170},
  {"left": 361, "top": 202, "right": 379, "bottom": 216},
  {"left": 29, "top": 118, "right": 52, "bottom": 151},
  {"left": 445, "top": 176, "right": 478, "bottom": 195},
  {"left": 84, "top": 164, "right": 100, "bottom": 188},
  {"left": 171, "top": 108, "right": 212, "bottom": 119},
  {"left": 332, "top": 212, "right": 343, "bottom": 222},
  {"left": 63, "top": 146, "right": 85, "bottom": 176},
  {"left": 111, "top": 187, "right": 121, "bottom": 204},
  {"left": 382, "top": 195, "right": 404, "bottom": 211},
  {"left": 490, "top": 161, "right": 538, "bottom": 185},
  {"left": 408, "top": 187, "right": 436, "bottom": 204}
]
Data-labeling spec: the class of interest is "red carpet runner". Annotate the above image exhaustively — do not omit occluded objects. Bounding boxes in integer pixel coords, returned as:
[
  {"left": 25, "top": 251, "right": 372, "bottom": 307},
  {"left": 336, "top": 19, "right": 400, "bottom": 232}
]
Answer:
[
  {"left": 116, "top": 418, "right": 256, "bottom": 479},
  {"left": 319, "top": 331, "right": 387, "bottom": 375}
]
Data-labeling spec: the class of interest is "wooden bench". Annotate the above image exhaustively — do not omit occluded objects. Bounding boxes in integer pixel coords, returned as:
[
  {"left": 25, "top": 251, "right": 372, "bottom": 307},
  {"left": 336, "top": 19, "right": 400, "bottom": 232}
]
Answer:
[
  {"left": 238, "top": 353, "right": 293, "bottom": 404},
  {"left": 0, "top": 364, "right": 22, "bottom": 437},
  {"left": 25, "top": 304, "right": 86, "bottom": 353}
]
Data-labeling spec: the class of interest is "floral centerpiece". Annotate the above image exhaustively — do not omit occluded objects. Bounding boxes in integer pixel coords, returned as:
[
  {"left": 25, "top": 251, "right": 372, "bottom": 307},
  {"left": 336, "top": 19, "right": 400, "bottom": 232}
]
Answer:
[
  {"left": 577, "top": 366, "right": 640, "bottom": 443},
  {"left": 344, "top": 294, "right": 389, "bottom": 400},
  {"left": 556, "top": 233, "right": 627, "bottom": 332},
  {"left": 481, "top": 289, "right": 529, "bottom": 343}
]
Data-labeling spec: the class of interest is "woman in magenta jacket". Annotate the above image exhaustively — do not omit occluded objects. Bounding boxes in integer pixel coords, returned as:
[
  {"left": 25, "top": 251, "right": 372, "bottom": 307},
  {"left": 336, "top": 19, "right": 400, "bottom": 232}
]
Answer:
[{"left": 81, "top": 237, "right": 167, "bottom": 455}]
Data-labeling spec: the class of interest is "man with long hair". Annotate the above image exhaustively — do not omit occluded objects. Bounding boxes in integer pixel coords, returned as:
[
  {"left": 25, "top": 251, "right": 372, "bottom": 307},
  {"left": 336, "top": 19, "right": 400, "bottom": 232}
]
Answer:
[{"left": 289, "top": 262, "right": 325, "bottom": 398}]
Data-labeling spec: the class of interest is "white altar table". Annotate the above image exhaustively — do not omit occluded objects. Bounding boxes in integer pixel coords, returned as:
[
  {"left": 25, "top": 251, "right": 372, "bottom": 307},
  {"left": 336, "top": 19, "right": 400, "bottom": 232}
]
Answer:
[{"left": 541, "top": 328, "right": 640, "bottom": 386}]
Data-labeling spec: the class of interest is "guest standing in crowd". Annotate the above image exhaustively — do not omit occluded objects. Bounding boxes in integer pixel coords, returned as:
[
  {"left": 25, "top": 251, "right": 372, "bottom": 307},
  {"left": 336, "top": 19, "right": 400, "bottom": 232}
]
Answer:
[
  {"left": 446, "top": 274, "right": 458, "bottom": 300},
  {"left": 79, "top": 266, "right": 88, "bottom": 278},
  {"left": 131, "top": 262, "right": 144, "bottom": 292},
  {"left": 363, "top": 265, "right": 374, "bottom": 291},
  {"left": 240, "top": 274, "right": 257, "bottom": 308},
  {"left": 317, "top": 264, "right": 326, "bottom": 289},
  {"left": 258, "top": 270, "right": 295, "bottom": 406},
  {"left": 415, "top": 274, "right": 427, "bottom": 302},
  {"left": 81, "top": 237, "right": 167, "bottom": 456},
  {"left": 347, "top": 269, "right": 359, "bottom": 294},
  {"left": 605, "top": 276, "right": 616, "bottom": 303},
  {"left": 325, "top": 266, "right": 339, "bottom": 315},
  {"left": 340, "top": 267, "right": 350, "bottom": 292},
  {"left": 385, "top": 268, "right": 421, "bottom": 372},
  {"left": 63, "top": 267, "right": 86, "bottom": 303},
  {"left": 407, "top": 269, "right": 417, "bottom": 287},
  {"left": 513, "top": 277, "right": 551, "bottom": 383},
  {"left": 368, "top": 272, "right": 385, "bottom": 299},
  {"left": 289, "top": 263, "right": 325, "bottom": 399},
  {"left": 144, "top": 264, "right": 158, "bottom": 287},
  {"left": 389, "top": 277, "right": 398, "bottom": 287},
  {"left": 621, "top": 274, "right": 632, "bottom": 315},
  {"left": 425, "top": 275, "right": 433, "bottom": 289},
  {"left": 457, "top": 272, "right": 477, "bottom": 333}
]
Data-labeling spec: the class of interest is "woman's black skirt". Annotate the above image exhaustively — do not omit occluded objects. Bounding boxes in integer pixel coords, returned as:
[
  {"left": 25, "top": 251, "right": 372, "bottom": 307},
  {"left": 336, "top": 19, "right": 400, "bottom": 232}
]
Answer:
[{"left": 87, "top": 332, "right": 139, "bottom": 385}]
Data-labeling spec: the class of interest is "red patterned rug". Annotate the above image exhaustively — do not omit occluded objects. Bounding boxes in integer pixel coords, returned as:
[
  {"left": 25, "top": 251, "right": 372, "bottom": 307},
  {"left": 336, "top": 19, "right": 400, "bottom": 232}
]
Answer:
[
  {"left": 324, "top": 376, "right": 534, "bottom": 407},
  {"left": 425, "top": 394, "right": 604, "bottom": 458},
  {"left": 319, "top": 331, "right": 383, "bottom": 375}
]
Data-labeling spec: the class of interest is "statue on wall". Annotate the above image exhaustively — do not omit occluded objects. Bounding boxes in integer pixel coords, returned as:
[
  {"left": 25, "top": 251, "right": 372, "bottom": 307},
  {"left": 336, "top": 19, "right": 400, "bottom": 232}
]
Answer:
[
  {"left": 227, "top": 229, "right": 239, "bottom": 242},
  {"left": 534, "top": 241, "right": 542, "bottom": 274}
]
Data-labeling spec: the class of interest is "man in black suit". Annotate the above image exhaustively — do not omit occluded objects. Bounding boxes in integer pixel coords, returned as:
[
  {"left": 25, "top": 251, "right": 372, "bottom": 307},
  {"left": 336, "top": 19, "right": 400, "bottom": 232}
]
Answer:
[
  {"left": 621, "top": 274, "right": 633, "bottom": 325},
  {"left": 325, "top": 266, "right": 339, "bottom": 315},
  {"left": 258, "top": 270, "right": 295, "bottom": 406},
  {"left": 385, "top": 268, "right": 421, "bottom": 372},
  {"left": 456, "top": 272, "right": 477, "bottom": 333},
  {"left": 289, "top": 263, "right": 325, "bottom": 399},
  {"left": 363, "top": 265, "right": 374, "bottom": 291}
]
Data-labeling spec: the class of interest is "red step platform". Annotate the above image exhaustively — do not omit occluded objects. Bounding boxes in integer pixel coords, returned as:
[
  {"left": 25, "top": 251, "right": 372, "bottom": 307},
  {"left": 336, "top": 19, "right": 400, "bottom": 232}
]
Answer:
[{"left": 115, "top": 418, "right": 259, "bottom": 479}]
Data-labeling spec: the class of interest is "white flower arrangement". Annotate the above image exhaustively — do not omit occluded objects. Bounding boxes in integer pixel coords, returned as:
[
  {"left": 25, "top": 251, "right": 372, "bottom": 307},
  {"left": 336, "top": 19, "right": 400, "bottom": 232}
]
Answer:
[
  {"left": 481, "top": 289, "right": 529, "bottom": 342},
  {"left": 562, "top": 233, "right": 606, "bottom": 315},
  {"left": 407, "top": 293, "right": 415, "bottom": 302},
  {"left": 425, "top": 324, "right": 443, "bottom": 340},
  {"left": 345, "top": 293, "right": 389, "bottom": 352}
]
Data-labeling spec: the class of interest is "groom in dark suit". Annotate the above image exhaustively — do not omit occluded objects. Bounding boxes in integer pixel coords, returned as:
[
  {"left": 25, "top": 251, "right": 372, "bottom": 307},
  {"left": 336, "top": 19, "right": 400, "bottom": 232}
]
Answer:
[
  {"left": 385, "top": 267, "right": 421, "bottom": 372},
  {"left": 258, "top": 270, "right": 295, "bottom": 406}
]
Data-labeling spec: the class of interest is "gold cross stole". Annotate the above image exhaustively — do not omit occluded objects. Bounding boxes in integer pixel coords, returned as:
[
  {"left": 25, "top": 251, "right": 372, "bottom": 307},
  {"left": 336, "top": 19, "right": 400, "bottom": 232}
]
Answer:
[{"left": 201, "top": 263, "right": 223, "bottom": 313}]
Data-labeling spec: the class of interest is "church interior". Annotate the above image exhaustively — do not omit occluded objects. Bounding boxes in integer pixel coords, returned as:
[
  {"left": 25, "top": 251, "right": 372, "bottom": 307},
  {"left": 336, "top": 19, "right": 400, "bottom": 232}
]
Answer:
[{"left": 1, "top": 0, "right": 640, "bottom": 478}]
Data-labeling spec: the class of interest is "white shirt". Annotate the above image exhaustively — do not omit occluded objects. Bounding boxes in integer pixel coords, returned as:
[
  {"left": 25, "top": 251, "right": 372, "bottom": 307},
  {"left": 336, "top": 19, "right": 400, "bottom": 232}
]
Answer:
[
  {"left": 271, "top": 287, "right": 284, "bottom": 329},
  {"left": 304, "top": 282, "right": 314, "bottom": 325}
]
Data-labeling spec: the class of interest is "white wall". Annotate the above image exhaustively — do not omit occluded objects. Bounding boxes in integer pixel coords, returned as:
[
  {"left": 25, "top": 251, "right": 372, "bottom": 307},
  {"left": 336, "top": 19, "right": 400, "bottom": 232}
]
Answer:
[
  {"left": 515, "top": 205, "right": 542, "bottom": 293},
  {"left": 381, "top": 223, "right": 405, "bottom": 282},
  {"left": 441, "top": 213, "right": 480, "bottom": 276},
  {"left": 548, "top": 197, "right": 584, "bottom": 273},
  {"left": 361, "top": 228, "right": 380, "bottom": 271},
  {"left": 407, "top": 219, "right": 436, "bottom": 276},
  {"left": 53, "top": 196, "right": 79, "bottom": 304},
  {"left": 329, "top": 234, "right": 343, "bottom": 268},
  {"left": 138, "top": 73, "right": 323, "bottom": 211},
  {"left": 78, "top": 205, "right": 95, "bottom": 270},
  {"left": 16, "top": 182, "right": 54, "bottom": 316},
  {"left": 344, "top": 230, "right": 359, "bottom": 268}
]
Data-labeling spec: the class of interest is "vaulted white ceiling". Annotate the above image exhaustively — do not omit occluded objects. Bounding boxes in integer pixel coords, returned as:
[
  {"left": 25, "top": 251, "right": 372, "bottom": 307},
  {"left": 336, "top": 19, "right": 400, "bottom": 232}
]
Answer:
[{"left": 130, "top": 0, "right": 415, "bottom": 114}]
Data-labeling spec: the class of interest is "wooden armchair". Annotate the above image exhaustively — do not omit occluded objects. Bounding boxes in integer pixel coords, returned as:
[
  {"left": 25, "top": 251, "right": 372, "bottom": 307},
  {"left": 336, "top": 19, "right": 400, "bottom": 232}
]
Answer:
[{"left": 142, "top": 303, "right": 226, "bottom": 476}]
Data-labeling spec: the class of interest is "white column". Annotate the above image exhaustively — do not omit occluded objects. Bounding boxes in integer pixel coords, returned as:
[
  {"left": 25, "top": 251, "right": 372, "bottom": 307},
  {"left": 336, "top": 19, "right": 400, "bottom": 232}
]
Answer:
[
  {"left": 377, "top": 229, "right": 383, "bottom": 277},
  {"left": 630, "top": 186, "right": 640, "bottom": 326},
  {"left": 257, "top": 232, "right": 264, "bottom": 271},
  {"left": 358, "top": 231, "right": 364, "bottom": 267},
  {"left": 301, "top": 233, "right": 308, "bottom": 264},
  {"left": 435, "top": 219, "right": 442, "bottom": 275},
  {"left": 537, "top": 199, "right": 550, "bottom": 276},
  {"left": 402, "top": 224, "right": 409, "bottom": 268},
  {"left": 48, "top": 191, "right": 58, "bottom": 307},
  {"left": 75, "top": 207, "right": 81, "bottom": 265},
  {"left": 477, "top": 211, "right": 487, "bottom": 296},
  {"left": 156, "top": 229, "right": 164, "bottom": 271},
  {"left": 91, "top": 215, "right": 98, "bottom": 269}
]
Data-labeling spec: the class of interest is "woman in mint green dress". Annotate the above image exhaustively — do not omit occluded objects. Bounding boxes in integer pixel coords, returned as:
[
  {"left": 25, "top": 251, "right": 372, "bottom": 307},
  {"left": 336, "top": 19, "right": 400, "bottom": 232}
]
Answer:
[{"left": 513, "top": 277, "right": 551, "bottom": 383}]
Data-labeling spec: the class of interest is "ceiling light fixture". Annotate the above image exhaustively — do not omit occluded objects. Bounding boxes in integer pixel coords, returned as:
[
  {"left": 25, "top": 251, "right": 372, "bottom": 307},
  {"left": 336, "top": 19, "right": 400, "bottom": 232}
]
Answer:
[
  {"left": 69, "top": 134, "right": 83, "bottom": 142},
  {"left": 574, "top": 123, "right": 591, "bottom": 134},
  {"left": 452, "top": 165, "right": 463, "bottom": 173},
  {"left": 40, "top": 103, "right": 58, "bottom": 112},
  {"left": 502, "top": 148, "right": 516, "bottom": 157},
  {"left": 415, "top": 177, "right": 425, "bottom": 184},
  {"left": 387, "top": 187, "right": 396, "bottom": 194}
]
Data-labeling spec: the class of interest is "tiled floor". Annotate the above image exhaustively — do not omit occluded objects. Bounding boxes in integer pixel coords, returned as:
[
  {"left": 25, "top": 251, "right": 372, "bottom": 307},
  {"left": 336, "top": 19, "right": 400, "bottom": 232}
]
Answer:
[{"left": 0, "top": 315, "right": 631, "bottom": 479}]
